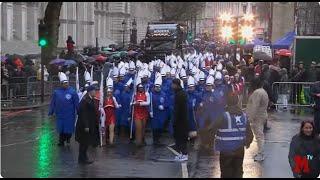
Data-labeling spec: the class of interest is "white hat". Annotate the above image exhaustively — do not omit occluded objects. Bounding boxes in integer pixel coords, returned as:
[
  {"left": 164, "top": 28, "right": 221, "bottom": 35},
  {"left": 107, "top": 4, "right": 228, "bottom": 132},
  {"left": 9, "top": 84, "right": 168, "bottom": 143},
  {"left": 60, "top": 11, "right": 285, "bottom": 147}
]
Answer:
[
  {"left": 217, "top": 63, "right": 223, "bottom": 71},
  {"left": 180, "top": 68, "right": 187, "bottom": 79},
  {"left": 91, "top": 81, "right": 99, "bottom": 85},
  {"left": 136, "top": 76, "right": 142, "bottom": 87},
  {"left": 125, "top": 78, "right": 133, "bottom": 87},
  {"left": 191, "top": 66, "right": 197, "bottom": 75},
  {"left": 124, "top": 62, "right": 129, "bottom": 70},
  {"left": 199, "top": 71, "right": 205, "bottom": 81},
  {"left": 59, "top": 72, "right": 68, "bottom": 83},
  {"left": 106, "top": 77, "right": 113, "bottom": 88},
  {"left": 129, "top": 61, "right": 135, "bottom": 70},
  {"left": 206, "top": 75, "right": 214, "bottom": 86},
  {"left": 170, "top": 68, "right": 176, "bottom": 76},
  {"left": 136, "top": 60, "right": 143, "bottom": 69},
  {"left": 119, "top": 67, "right": 126, "bottom": 77},
  {"left": 200, "top": 59, "right": 206, "bottom": 69},
  {"left": 143, "top": 63, "right": 148, "bottom": 70},
  {"left": 215, "top": 71, "right": 223, "bottom": 80},
  {"left": 154, "top": 74, "right": 162, "bottom": 87},
  {"left": 148, "top": 61, "right": 154, "bottom": 72},
  {"left": 113, "top": 67, "right": 119, "bottom": 77},
  {"left": 187, "top": 76, "right": 195, "bottom": 87},
  {"left": 143, "top": 69, "right": 150, "bottom": 78},
  {"left": 165, "top": 65, "right": 171, "bottom": 75},
  {"left": 118, "top": 61, "right": 125, "bottom": 69},
  {"left": 84, "top": 71, "right": 91, "bottom": 82},
  {"left": 160, "top": 67, "right": 166, "bottom": 76},
  {"left": 209, "top": 68, "right": 216, "bottom": 76}
]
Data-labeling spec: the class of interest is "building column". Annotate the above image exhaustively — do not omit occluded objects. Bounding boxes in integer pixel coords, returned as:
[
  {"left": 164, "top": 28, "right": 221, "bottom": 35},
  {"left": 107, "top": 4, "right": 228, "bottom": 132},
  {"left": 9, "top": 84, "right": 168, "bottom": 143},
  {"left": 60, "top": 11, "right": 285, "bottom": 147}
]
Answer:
[
  {"left": 27, "top": 3, "right": 39, "bottom": 41},
  {"left": 101, "top": 13, "right": 106, "bottom": 39},
  {"left": 88, "top": 2, "right": 94, "bottom": 46},
  {"left": 83, "top": 2, "right": 88, "bottom": 46},
  {"left": 76, "top": 2, "right": 84, "bottom": 47},
  {"left": 13, "top": 2, "right": 27, "bottom": 41},
  {"left": 2, "top": 2, "right": 14, "bottom": 41}
]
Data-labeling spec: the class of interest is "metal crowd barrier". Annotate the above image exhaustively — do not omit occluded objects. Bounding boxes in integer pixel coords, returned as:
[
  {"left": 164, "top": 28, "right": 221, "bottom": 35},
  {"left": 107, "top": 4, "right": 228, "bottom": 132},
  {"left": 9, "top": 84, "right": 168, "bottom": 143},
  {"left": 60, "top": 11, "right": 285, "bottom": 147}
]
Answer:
[
  {"left": 1, "top": 76, "right": 77, "bottom": 107},
  {"left": 272, "top": 82, "right": 315, "bottom": 110}
]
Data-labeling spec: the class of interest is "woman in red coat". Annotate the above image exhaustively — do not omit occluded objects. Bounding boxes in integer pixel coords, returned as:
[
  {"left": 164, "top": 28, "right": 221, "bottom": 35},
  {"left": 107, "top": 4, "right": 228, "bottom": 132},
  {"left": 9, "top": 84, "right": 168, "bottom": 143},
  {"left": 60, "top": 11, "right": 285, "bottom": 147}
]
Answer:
[
  {"left": 132, "top": 83, "right": 150, "bottom": 146},
  {"left": 103, "top": 88, "right": 121, "bottom": 145}
]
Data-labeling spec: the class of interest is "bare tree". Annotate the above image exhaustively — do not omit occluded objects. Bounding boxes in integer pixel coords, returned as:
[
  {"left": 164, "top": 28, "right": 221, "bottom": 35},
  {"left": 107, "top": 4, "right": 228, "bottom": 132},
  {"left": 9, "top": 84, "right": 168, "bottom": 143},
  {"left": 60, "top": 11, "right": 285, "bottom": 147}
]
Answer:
[{"left": 42, "top": 2, "right": 63, "bottom": 65}]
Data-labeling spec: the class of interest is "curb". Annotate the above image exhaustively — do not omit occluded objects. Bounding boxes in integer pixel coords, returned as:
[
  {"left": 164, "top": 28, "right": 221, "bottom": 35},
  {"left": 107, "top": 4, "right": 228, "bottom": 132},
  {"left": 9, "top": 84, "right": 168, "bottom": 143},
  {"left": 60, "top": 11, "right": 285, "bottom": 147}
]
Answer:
[{"left": 1, "top": 102, "right": 50, "bottom": 111}]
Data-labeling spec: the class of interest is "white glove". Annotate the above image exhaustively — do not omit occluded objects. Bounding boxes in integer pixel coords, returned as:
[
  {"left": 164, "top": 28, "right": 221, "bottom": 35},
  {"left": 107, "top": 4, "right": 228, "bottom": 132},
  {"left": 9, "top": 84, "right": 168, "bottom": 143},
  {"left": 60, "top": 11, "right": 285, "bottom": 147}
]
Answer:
[
  {"left": 128, "top": 117, "right": 131, "bottom": 121},
  {"left": 158, "top": 105, "right": 164, "bottom": 110},
  {"left": 192, "top": 99, "right": 196, "bottom": 107},
  {"left": 118, "top": 104, "right": 122, "bottom": 108},
  {"left": 150, "top": 112, "right": 153, "bottom": 118},
  {"left": 200, "top": 102, "right": 203, "bottom": 107}
]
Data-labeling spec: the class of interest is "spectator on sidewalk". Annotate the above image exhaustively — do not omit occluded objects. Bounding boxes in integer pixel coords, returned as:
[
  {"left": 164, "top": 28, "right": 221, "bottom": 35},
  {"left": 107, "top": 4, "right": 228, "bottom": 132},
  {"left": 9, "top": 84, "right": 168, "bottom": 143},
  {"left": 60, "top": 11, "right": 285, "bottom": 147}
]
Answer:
[
  {"left": 246, "top": 77, "right": 269, "bottom": 162},
  {"left": 1, "top": 62, "right": 10, "bottom": 99},
  {"left": 311, "top": 79, "right": 320, "bottom": 135},
  {"left": 288, "top": 120, "right": 320, "bottom": 178}
]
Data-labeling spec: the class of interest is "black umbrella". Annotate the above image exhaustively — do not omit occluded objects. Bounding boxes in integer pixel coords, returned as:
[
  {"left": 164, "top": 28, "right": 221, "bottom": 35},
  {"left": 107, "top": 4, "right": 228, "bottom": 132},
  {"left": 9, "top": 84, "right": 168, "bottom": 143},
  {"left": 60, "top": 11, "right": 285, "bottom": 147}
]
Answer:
[{"left": 253, "top": 51, "right": 272, "bottom": 62}]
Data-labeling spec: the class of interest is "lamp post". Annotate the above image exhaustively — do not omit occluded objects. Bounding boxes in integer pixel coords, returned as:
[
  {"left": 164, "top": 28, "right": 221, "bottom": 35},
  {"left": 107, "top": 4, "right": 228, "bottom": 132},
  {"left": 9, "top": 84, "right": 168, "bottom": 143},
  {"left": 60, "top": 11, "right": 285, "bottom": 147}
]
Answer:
[
  {"left": 122, "top": 20, "right": 126, "bottom": 48},
  {"left": 132, "top": 18, "right": 137, "bottom": 45}
]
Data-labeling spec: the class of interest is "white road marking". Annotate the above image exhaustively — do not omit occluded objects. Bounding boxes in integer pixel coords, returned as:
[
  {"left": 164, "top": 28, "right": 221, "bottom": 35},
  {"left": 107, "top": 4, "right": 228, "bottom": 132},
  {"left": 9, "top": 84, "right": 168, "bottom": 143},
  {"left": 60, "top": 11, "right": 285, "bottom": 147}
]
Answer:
[
  {"left": 1, "top": 137, "right": 40, "bottom": 147},
  {"left": 166, "top": 146, "right": 189, "bottom": 178},
  {"left": 167, "top": 146, "right": 180, "bottom": 156},
  {"left": 181, "top": 162, "right": 188, "bottom": 178}
]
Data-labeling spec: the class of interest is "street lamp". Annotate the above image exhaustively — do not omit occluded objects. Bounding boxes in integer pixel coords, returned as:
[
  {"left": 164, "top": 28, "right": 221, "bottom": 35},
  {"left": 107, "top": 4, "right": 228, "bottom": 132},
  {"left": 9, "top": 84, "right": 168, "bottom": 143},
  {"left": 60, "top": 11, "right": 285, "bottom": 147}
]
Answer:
[
  {"left": 132, "top": 18, "right": 137, "bottom": 45},
  {"left": 122, "top": 20, "right": 126, "bottom": 48}
]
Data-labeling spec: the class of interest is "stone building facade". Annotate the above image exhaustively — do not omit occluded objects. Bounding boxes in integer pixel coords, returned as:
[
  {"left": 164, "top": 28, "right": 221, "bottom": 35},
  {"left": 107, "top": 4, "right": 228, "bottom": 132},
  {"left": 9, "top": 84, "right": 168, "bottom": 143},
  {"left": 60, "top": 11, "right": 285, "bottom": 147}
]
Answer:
[{"left": 0, "top": 2, "right": 161, "bottom": 55}]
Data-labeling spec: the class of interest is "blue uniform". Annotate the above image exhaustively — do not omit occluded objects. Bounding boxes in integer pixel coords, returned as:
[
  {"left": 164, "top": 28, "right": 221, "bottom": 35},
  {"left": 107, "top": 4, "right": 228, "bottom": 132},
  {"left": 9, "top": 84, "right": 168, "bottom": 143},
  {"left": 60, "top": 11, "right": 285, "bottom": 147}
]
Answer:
[
  {"left": 197, "top": 90, "right": 215, "bottom": 129},
  {"left": 119, "top": 89, "right": 133, "bottom": 127},
  {"left": 187, "top": 90, "right": 201, "bottom": 132},
  {"left": 215, "top": 112, "right": 247, "bottom": 152},
  {"left": 48, "top": 87, "right": 79, "bottom": 134},
  {"left": 150, "top": 90, "right": 168, "bottom": 130}
]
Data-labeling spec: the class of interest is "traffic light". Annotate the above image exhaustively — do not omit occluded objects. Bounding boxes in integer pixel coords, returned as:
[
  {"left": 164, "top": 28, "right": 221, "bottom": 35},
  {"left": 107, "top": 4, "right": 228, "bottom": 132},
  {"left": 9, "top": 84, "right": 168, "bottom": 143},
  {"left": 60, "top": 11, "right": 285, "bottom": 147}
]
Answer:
[{"left": 38, "top": 21, "right": 48, "bottom": 47}]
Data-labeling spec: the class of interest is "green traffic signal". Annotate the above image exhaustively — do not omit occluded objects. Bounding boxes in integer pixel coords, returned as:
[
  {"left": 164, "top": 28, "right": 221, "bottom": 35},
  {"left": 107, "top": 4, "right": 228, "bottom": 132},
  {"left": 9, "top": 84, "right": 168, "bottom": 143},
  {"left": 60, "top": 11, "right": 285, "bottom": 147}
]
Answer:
[
  {"left": 229, "top": 39, "right": 236, "bottom": 44},
  {"left": 238, "top": 38, "right": 246, "bottom": 45},
  {"left": 39, "top": 38, "right": 48, "bottom": 47}
]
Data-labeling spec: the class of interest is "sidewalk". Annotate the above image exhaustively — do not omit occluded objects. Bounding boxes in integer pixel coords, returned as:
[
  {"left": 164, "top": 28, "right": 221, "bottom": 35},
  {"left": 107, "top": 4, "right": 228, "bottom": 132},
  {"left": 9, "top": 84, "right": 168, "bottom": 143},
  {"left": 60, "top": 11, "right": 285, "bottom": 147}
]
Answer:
[{"left": 1, "top": 97, "right": 50, "bottom": 111}]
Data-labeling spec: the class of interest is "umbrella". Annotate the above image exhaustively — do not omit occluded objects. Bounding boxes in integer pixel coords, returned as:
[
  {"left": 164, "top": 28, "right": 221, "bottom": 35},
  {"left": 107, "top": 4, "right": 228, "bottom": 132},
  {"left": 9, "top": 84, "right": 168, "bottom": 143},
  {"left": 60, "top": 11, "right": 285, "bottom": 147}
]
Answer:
[
  {"left": 64, "top": 59, "right": 77, "bottom": 66},
  {"left": 275, "top": 49, "right": 292, "bottom": 57},
  {"left": 95, "top": 55, "right": 107, "bottom": 62},
  {"left": 128, "top": 50, "right": 138, "bottom": 56},
  {"left": 1, "top": 56, "right": 7, "bottom": 62},
  {"left": 253, "top": 51, "right": 272, "bottom": 62},
  {"left": 86, "top": 56, "right": 96, "bottom": 63},
  {"left": 49, "top": 58, "right": 66, "bottom": 65}
]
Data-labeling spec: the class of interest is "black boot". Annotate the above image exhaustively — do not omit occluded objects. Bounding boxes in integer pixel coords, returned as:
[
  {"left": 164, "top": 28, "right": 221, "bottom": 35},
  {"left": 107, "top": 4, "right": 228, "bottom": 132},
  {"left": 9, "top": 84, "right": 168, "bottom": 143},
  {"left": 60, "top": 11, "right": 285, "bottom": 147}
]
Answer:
[{"left": 58, "top": 134, "right": 64, "bottom": 146}]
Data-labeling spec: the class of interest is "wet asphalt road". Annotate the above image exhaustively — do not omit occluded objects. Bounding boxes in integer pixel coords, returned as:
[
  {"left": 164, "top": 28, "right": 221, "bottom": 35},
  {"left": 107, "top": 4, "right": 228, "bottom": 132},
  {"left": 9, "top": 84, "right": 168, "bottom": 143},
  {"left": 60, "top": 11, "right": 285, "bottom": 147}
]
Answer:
[{"left": 1, "top": 107, "right": 314, "bottom": 178}]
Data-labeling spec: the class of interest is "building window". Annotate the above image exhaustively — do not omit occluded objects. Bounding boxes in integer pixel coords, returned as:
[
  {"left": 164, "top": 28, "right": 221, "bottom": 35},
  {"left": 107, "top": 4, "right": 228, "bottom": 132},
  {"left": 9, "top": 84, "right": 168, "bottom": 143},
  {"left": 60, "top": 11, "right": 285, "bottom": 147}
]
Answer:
[
  {"left": 243, "top": 5, "right": 247, "bottom": 14},
  {"left": 252, "top": 5, "right": 256, "bottom": 15}
]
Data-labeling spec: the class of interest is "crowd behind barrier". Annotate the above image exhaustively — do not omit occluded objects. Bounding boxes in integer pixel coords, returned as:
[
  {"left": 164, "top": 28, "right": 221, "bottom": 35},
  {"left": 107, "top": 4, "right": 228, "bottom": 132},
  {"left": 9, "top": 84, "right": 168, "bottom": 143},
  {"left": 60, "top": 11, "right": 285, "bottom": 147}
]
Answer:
[{"left": 272, "top": 81, "right": 315, "bottom": 110}]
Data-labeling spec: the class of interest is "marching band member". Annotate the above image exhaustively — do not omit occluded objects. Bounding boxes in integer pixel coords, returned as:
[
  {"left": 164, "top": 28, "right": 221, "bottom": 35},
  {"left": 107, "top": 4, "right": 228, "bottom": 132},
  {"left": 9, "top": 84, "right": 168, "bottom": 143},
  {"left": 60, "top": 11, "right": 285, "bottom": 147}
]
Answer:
[{"left": 132, "top": 76, "right": 151, "bottom": 147}]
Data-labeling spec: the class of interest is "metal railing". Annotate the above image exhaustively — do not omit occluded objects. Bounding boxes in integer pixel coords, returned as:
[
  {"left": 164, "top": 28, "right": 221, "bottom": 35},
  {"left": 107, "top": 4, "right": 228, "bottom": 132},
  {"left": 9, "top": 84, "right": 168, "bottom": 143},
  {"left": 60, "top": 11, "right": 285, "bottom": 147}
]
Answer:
[
  {"left": 1, "top": 76, "right": 77, "bottom": 107},
  {"left": 272, "top": 82, "right": 315, "bottom": 110}
]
